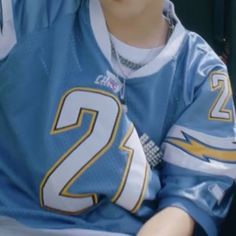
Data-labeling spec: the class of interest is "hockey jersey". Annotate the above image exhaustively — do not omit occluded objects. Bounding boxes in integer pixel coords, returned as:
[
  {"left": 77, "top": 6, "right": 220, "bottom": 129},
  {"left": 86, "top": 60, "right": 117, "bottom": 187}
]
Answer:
[{"left": 0, "top": 0, "right": 235, "bottom": 235}]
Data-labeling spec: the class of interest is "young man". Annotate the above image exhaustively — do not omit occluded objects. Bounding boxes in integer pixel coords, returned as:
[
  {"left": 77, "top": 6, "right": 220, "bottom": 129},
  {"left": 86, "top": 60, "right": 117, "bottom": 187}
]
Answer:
[{"left": 0, "top": 0, "right": 235, "bottom": 235}]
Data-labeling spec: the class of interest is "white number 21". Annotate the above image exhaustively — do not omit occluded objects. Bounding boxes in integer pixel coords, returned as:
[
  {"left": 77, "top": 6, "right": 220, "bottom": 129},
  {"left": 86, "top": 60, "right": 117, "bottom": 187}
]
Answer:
[{"left": 40, "top": 88, "right": 149, "bottom": 214}]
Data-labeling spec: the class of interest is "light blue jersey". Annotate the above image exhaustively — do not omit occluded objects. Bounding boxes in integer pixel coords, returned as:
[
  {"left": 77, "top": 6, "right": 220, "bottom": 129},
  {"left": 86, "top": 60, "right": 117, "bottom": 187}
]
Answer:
[{"left": 0, "top": 0, "right": 235, "bottom": 236}]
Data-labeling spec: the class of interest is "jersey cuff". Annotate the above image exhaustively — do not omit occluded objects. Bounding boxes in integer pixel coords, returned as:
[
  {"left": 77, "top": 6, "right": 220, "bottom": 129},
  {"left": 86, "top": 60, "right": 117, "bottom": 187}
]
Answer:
[{"left": 158, "top": 197, "right": 218, "bottom": 236}]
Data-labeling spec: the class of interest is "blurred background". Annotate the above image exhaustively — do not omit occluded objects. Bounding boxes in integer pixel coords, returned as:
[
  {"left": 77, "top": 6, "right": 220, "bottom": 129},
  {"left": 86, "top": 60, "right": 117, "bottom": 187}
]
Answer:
[{"left": 171, "top": 0, "right": 236, "bottom": 235}]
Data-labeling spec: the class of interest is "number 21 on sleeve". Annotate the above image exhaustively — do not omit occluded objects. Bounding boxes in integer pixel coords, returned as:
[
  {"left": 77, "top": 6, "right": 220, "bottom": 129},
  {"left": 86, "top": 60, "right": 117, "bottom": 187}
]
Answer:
[{"left": 209, "top": 72, "right": 233, "bottom": 121}]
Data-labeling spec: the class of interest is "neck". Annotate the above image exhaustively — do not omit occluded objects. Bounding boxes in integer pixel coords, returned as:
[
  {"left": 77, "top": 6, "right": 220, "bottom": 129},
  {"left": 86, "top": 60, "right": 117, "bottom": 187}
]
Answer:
[{"left": 101, "top": 1, "right": 168, "bottom": 48}]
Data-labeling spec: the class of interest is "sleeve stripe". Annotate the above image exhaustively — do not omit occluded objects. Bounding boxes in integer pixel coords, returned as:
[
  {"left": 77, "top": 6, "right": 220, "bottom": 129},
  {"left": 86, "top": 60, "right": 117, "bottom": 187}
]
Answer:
[
  {"left": 167, "top": 125, "right": 235, "bottom": 148},
  {"left": 163, "top": 142, "right": 236, "bottom": 179},
  {"left": 163, "top": 125, "right": 236, "bottom": 179}
]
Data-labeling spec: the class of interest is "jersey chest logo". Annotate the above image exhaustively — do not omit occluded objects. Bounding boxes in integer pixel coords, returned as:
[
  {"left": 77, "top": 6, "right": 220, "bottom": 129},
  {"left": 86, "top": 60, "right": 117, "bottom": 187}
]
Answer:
[{"left": 95, "top": 70, "right": 123, "bottom": 94}]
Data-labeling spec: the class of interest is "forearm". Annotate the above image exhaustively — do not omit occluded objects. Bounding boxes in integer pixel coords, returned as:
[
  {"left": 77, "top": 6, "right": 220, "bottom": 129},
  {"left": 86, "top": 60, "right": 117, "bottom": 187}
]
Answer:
[{"left": 137, "top": 207, "right": 195, "bottom": 236}]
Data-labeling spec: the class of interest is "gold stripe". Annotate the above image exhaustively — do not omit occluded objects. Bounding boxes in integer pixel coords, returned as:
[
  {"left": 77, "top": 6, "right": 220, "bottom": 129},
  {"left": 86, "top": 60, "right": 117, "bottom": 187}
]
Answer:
[{"left": 168, "top": 136, "right": 236, "bottom": 162}]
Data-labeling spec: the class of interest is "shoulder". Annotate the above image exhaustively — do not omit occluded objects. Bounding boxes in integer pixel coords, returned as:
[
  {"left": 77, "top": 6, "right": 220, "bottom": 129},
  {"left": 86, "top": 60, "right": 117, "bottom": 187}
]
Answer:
[
  {"left": 0, "top": 0, "right": 82, "bottom": 60},
  {"left": 11, "top": 0, "right": 81, "bottom": 36},
  {"left": 177, "top": 31, "right": 227, "bottom": 75},
  {"left": 175, "top": 30, "right": 228, "bottom": 98}
]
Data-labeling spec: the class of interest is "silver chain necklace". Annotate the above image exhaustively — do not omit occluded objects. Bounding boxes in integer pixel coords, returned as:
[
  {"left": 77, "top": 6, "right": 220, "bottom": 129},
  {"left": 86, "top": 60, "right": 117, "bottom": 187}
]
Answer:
[
  {"left": 111, "top": 45, "right": 146, "bottom": 71},
  {"left": 109, "top": 13, "right": 175, "bottom": 112}
]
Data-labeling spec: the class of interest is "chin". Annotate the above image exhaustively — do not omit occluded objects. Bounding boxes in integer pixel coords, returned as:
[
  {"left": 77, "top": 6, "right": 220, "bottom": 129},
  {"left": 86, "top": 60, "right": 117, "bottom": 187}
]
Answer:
[{"left": 100, "top": 0, "right": 147, "bottom": 19}]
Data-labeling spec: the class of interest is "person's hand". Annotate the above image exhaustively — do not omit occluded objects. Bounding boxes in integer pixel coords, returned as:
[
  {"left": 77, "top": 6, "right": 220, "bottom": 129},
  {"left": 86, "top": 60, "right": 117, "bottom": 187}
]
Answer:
[{"left": 137, "top": 207, "right": 195, "bottom": 236}]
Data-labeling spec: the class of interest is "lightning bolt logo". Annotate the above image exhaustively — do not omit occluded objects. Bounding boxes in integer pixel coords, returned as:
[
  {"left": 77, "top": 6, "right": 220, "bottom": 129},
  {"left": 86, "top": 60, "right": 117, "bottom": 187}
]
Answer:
[{"left": 166, "top": 132, "right": 236, "bottom": 163}]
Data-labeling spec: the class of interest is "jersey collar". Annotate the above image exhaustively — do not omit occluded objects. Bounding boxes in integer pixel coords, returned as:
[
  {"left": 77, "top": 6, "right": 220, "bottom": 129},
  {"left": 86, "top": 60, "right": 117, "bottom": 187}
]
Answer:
[{"left": 89, "top": 0, "right": 187, "bottom": 79}]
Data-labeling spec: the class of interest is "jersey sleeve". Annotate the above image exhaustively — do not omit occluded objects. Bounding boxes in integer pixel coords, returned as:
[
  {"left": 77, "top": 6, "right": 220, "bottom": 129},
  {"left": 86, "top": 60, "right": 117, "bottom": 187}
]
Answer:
[
  {"left": 158, "top": 53, "right": 236, "bottom": 235},
  {"left": 0, "top": 0, "right": 81, "bottom": 60}
]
